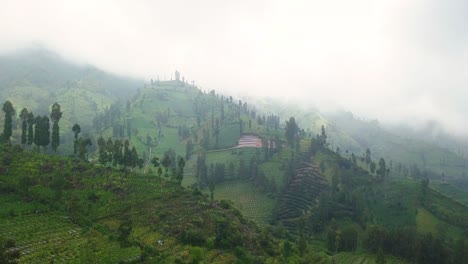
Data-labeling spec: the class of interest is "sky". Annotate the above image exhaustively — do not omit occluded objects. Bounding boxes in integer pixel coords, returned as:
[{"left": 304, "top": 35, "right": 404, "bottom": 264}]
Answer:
[{"left": 1, "top": 0, "right": 468, "bottom": 136}]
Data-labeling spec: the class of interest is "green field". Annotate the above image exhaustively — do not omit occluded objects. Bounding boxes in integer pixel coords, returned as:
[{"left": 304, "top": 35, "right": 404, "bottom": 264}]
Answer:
[
  {"left": 212, "top": 180, "right": 275, "bottom": 224},
  {"left": 206, "top": 147, "right": 259, "bottom": 176},
  {"left": 259, "top": 146, "right": 293, "bottom": 190}
]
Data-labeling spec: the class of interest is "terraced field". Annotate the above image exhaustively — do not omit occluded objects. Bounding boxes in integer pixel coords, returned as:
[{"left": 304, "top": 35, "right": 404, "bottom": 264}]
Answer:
[
  {"left": 276, "top": 157, "right": 329, "bottom": 230},
  {"left": 0, "top": 213, "right": 140, "bottom": 263}
]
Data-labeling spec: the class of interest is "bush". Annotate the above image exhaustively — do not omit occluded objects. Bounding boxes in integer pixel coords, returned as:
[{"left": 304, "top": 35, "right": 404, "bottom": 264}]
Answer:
[{"left": 181, "top": 228, "right": 207, "bottom": 246}]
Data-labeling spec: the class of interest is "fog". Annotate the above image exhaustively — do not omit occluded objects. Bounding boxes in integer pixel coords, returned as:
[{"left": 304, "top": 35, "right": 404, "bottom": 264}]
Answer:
[{"left": 1, "top": 0, "right": 468, "bottom": 136}]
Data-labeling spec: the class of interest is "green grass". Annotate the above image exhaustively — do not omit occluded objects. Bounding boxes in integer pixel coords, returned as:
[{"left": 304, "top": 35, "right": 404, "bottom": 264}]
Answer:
[
  {"left": 258, "top": 146, "right": 294, "bottom": 190},
  {"left": 216, "top": 123, "right": 241, "bottom": 149},
  {"left": 206, "top": 147, "right": 259, "bottom": 176},
  {"left": 431, "top": 181, "right": 468, "bottom": 206},
  {"left": 212, "top": 180, "right": 275, "bottom": 224},
  {"left": 368, "top": 180, "right": 419, "bottom": 227},
  {"left": 416, "top": 207, "right": 439, "bottom": 234}
]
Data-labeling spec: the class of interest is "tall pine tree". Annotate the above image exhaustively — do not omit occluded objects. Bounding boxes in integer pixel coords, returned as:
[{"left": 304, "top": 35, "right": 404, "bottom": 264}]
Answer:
[
  {"left": 27, "top": 112, "right": 35, "bottom": 147},
  {"left": 19, "top": 108, "right": 29, "bottom": 145},
  {"left": 50, "top": 103, "right": 62, "bottom": 152},
  {"left": 2, "top": 101, "right": 16, "bottom": 141},
  {"left": 72, "top": 124, "right": 81, "bottom": 156}
]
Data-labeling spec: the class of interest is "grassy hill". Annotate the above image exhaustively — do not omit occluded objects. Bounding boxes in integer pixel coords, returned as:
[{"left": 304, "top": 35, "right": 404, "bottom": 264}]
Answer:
[{"left": 0, "top": 49, "right": 142, "bottom": 153}]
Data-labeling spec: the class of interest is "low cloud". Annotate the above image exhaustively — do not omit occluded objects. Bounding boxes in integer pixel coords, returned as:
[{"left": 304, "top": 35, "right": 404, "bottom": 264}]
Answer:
[{"left": 1, "top": 0, "right": 467, "bottom": 136}]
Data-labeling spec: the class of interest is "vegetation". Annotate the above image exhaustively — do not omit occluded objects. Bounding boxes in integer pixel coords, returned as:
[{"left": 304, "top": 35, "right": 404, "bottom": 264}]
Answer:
[{"left": 1, "top": 50, "right": 467, "bottom": 263}]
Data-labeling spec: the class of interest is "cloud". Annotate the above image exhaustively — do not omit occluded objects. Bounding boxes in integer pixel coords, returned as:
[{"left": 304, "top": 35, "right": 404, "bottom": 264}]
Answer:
[{"left": 1, "top": 0, "right": 468, "bottom": 136}]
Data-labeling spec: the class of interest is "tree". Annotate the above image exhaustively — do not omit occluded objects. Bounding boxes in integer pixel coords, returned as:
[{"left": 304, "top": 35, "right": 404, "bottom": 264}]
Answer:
[
  {"left": 365, "top": 148, "right": 371, "bottom": 167},
  {"left": 177, "top": 157, "right": 185, "bottom": 185},
  {"left": 2, "top": 101, "right": 16, "bottom": 141},
  {"left": 35, "top": 116, "right": 50, "bottom": 151},
  {"left": 157, "top": 166, "right": 163, "bottom": 178},
  {"left": 208, "top": 180, "right": 215, "bottom": 201},
  {"left": 161, "top": 153, "right": 172, "bottom": 178},
  {"left": 19, "top": 108, "right": 29, "bottom": 145},
  {"left": 151, "top": 157, "right": 161, "bottom": 177},
  {"left": 285, "top": 117, "right": 298, "bottom": 147},
  {"left": 72, "top": 124, "right": 81, "bottom": 156},
  {"left": 97, "top": 137, "right": 107, "bottom": 165},
  {"left": 377, "top": 158, "right": 386, "bottom": 180},
  {"left": 123, "top": 140, "right": 131, "bottom": 168},
  {"left": 106, "top": 138, "right": 114, "bottom": 163},
  {"left": 50, "top": 103, "right": 62, "bottom": 152},
  {"left": 78, "top": 138, "right": 93, "bottom": 160},
  {"left": 113, "top": 139, "right": 123, "bottom": 166},
  {"left": 130, "top": 147, "right": 139, "bottom": 169},
  {"left": 78, "top": 138, "right": 92, "bottom": 160},
  {"left": 27, "top": 112, "right": 35, "bottom": 147},
  {"left": 186, "top": 139, "right": 193, "bottom": 160},
  {"left": 370, "top": 161, "right": 376, "bottom": 175},
  {"left": 320, "top": 125, "right": 327, "bottom": 146}
]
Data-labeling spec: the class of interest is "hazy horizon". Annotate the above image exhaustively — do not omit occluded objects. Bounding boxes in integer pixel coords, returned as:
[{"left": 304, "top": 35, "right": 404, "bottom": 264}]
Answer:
[{"left": 1, "top": 0, "right": 467, "bottom": 136}]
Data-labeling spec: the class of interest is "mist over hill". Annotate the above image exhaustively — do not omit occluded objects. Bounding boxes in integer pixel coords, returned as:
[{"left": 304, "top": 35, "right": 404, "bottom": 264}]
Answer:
[
  {"left": 0, "top": 48, "right": 142, "bottom": 127},
  {"left": 0, "top": 47, "right": 467, "bottom": 263}
]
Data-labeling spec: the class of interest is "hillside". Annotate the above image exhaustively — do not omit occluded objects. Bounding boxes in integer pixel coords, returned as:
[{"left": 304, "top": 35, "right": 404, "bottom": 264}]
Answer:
[
  {"left": 0, "top": 143, "right": 329, "bottom": 263},
  {"left": 0, "top": 51, "right": 467, "bottom": 263},
  {"left": 0, "top": 49, "right": 142, "bottom": 150},
  {"left": 252, "top": 100, "right": 468, "bottom": 206}
]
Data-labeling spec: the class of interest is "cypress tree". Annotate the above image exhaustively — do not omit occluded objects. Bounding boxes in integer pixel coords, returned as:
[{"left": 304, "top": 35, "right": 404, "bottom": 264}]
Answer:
[
  {"left": 19, "top": 108, "right": 29, "bottom": 145},
  {"left": 27, "top": 112, "right": 35, "bottom": 147},
  {"left": 106, "top": 138, "right": 114, "bottom": 164},
  {"left": 34, "top": 116, "right": 41, "bottom": 147},
  {"left": 50, "top": 103, "right": 62, "bottom": 152},
  {"left": 2, "top": 101, "right": 16, "bottom": 141},
  {"left": 40, "top": 116, "right": 50, "bottom": 150},
  {"left": 34, "top": 116, "right": 50, "bottom": 151},
  {"left": 97, "top": 137, "right": 107, "bottom": 165},
  {"left": 72, "top": 124, "right": 81, "bottom": 156},
  {"left": 113, "top": 139, "right": 123, "bottom": 166},
  {"left": 123, "top": 140, "right": 130, "bottom": 167}
]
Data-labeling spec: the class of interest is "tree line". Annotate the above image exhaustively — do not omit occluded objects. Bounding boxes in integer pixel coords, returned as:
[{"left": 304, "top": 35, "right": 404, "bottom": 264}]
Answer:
[{"left": 2, "top": 101, "right": 62, "bottom": 152}]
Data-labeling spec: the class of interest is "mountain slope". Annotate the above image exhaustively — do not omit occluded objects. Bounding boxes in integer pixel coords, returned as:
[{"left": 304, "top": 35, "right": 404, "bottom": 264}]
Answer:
[{"left": 0, "top": 49, "right": 142, "bottom": 129}]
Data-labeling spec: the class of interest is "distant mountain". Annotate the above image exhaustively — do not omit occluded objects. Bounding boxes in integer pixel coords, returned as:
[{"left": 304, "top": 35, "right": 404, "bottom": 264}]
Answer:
[
  {"left": 0, "top": 48, "right": 143, "bottom": 129},
  {"left": 250, "top": 100, "right": 468, "bottom": 191}
]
